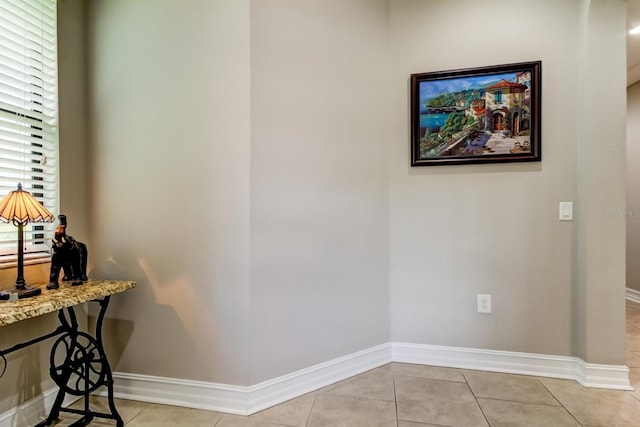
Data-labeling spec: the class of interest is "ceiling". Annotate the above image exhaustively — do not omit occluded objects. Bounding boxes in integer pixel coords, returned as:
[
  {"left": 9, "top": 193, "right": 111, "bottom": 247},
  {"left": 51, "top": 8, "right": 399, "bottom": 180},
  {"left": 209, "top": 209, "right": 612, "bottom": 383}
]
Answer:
[{"left": 628, "top": 0, "right": 640, "bottom": 86}]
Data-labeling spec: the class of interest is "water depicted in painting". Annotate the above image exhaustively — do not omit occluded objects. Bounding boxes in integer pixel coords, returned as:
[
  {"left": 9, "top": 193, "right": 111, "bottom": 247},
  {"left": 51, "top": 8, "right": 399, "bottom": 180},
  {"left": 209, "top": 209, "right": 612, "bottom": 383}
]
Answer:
[{"left": 418, "top": 71, "right": 532, "bottom": 159}]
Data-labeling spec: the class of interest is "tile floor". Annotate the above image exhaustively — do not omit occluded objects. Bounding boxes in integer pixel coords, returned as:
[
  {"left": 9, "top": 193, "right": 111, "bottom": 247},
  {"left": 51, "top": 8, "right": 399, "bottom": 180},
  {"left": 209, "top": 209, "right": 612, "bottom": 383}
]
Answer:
[{"left": 52, "top": 300, "right": 640, "bottom": 426}]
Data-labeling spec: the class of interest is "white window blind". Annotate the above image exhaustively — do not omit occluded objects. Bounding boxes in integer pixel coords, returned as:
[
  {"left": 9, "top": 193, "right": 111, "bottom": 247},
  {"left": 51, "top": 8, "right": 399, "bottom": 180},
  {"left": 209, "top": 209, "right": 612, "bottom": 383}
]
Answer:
[{"left": 0, "top": 0, "right": 58, "bottom": 258}]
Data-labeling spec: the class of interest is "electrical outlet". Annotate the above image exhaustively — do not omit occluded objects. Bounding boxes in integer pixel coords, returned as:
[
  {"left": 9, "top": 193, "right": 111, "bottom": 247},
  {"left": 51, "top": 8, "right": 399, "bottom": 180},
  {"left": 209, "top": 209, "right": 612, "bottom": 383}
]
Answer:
[{"left": 477, "top": 294, "right": 492, "bottom": 314}]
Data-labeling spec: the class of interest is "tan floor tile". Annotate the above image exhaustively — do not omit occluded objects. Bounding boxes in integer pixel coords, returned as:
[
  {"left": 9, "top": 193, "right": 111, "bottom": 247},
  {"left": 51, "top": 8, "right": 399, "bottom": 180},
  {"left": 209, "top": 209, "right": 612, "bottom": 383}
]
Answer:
[
  {"left": 395, "top": 375, "right": 488, "bottom": 427},
  {"left": 306, "top": 394, "right": 396, "bottom": 427},
  {"left": 627, "top": 330, "right": 640, "bottom": 351},
  {"left": 397, "top": 421, "right": 443, "bottom": 427},
  {"left": 51, "top": 416, "right": 115, "bottom": 427},
  {"left": 628, "top": 320, "right": 640, "bottom": 330},
  {"left": 58, "top": 396, "right": 148, "bottom": 425},
  {"left": 248, "top": 393, "right": 315, "bottom": 426},
  {"left": 391, "top": 362, "right": 466, "bottom": 382},
  {"left": 462, "top": 370, "right": 559, "bottom": 406},
  {"left": 319, "top": 368, "right": 395, "bottom": 401},
  {"left": 125, "top": 403, "right": 223, "bottom": 426},
  {"left": 477, "top": 398, "right": 580, "bottom": 427},
  {"left": 630, "top": 367, "right": 640, "bottom": 389},
  {"left": 626, "top": 322, "right": 640, "bottom": 334},
  {"left": 627, "top": 349, "right": 640, "bottom": 367},
  {"left": 627, "top": 304, "right": 640, "bottom": 315},
  {"left": 369, "top": 364, "right": 394, "bottom": 374},
  {"left": 215, "top": 414, "right": 290, "bottom": 426},
  {"left": 540, "top": 377, "right": 640, "bottom": 427}
]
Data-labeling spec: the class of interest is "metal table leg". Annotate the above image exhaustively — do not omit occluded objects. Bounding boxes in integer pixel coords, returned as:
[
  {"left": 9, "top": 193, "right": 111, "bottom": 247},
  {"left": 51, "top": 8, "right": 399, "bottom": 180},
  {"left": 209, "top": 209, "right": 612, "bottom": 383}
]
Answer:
[{"left": 35, "top": 295, "right": 123, "bottom": 427}]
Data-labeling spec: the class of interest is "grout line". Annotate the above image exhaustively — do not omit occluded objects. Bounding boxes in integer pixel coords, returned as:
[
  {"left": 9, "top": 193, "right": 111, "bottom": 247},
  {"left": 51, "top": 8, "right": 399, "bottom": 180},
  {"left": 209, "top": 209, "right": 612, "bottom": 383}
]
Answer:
[
  {"left": 391, "top": 367, "right": 399, "bottom": 427},
  {"left": 537, "top": 379, "right": 584, "bottom": 427},
  {"left": 461, "top": 370, "right": 492, "bottom": 427},
  {"left": 303, "top": 392, "right": 318, "bottom": 426}
]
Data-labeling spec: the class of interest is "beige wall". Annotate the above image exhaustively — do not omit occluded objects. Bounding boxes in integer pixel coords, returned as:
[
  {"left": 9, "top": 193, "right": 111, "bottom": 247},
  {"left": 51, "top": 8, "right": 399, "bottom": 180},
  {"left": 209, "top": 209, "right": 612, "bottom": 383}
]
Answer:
[
  {"left": 58, "top": 0, "right": 90, "bottom": 237},
  {"left": 628, "top": 82, "right": 640, "bottom": 292},
  {"left": 85, "top": 0, "right": 252, "bottom": 384},
  {"left": 248, "top": 0, "right": 391, "bottom": 383},
  {"left": 573, "top": 0, "right": 627, "bottom": 364}
]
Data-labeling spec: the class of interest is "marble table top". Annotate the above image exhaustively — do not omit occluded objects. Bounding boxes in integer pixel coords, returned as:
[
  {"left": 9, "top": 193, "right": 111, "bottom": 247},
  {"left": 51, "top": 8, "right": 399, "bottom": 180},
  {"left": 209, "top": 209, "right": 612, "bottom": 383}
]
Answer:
[{"left": 0, "top": 280, "right": 135, "bottom": 326}]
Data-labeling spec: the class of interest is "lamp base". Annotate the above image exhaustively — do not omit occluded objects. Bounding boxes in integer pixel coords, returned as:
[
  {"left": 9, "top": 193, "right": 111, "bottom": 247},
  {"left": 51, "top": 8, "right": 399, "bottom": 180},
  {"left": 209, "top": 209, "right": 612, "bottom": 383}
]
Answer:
[{"left": 0, "top": 286, "right": 42, "bottom": 300}]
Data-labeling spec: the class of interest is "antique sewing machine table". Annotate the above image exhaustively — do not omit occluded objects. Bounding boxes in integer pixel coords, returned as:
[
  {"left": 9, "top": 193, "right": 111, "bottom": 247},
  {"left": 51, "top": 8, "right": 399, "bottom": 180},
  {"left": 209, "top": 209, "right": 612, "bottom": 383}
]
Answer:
[{"left": 0, "top": 279, "right": 136, "bottom": 427}]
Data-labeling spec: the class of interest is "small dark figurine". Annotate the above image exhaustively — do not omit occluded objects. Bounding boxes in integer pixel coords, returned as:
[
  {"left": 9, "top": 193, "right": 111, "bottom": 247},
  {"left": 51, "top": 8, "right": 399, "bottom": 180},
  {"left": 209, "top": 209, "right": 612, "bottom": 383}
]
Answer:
[{"left": 47, "top": 214, "right": 88, "bottom": 289}]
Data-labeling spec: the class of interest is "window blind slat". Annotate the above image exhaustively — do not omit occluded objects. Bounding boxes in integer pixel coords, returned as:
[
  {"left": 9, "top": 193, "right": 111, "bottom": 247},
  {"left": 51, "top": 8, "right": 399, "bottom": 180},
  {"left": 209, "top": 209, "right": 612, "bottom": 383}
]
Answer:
[
  {"left": 0, "top": 116, "right": 58, "bottom": 140},
  {"left": 1, "top": 1, "right": 56, "bottom": 33},
  {"left": 0, "top": 101, "right": 51, "bottom": 126},
  {"left": 0, "top": 15, "right": 56, "bottom": 49}
]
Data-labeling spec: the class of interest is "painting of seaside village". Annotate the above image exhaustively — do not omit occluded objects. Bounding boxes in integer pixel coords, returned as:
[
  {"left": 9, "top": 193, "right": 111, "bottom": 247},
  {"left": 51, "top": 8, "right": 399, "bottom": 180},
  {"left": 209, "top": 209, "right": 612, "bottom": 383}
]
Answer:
[{"left": 411, "top": 62, "right": 540, "bottom": 166}]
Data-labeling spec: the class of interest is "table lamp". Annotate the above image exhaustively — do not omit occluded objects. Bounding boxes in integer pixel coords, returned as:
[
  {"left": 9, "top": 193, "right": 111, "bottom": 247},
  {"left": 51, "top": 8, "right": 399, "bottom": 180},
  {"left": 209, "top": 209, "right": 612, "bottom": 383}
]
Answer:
[{"left": 0, "top": 183, "right": 54, "bottom": 299}]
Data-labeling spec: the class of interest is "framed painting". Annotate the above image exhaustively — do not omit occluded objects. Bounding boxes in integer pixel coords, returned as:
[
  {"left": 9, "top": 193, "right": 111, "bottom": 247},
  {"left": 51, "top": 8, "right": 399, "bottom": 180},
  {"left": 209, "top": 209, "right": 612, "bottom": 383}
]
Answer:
[{"left": 410, "top": 61, "right": 541, "bottom": 166}]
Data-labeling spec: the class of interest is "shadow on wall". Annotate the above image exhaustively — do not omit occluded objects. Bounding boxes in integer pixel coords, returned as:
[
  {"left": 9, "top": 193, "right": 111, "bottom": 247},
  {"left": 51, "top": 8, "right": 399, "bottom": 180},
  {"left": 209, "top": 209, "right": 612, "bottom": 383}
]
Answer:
[
  {"left": 87, "top": 257, "right": 213, "bottom": 378},
  {"left": 87, "top": 260, "right": 134, "bottom": 370}
]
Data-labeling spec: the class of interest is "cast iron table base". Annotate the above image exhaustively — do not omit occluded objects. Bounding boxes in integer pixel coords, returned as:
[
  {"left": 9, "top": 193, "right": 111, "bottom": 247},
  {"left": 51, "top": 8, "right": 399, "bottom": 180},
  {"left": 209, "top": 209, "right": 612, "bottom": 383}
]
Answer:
[{"left": 2, "top": 296, "right": 123, "bottom": 427}]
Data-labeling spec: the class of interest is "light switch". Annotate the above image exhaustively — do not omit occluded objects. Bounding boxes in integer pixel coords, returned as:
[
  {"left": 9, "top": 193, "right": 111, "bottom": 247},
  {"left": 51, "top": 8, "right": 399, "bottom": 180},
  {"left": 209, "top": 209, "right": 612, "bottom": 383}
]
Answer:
[{"left": 559, "top": 202, "right": 573, "bottom": 221}]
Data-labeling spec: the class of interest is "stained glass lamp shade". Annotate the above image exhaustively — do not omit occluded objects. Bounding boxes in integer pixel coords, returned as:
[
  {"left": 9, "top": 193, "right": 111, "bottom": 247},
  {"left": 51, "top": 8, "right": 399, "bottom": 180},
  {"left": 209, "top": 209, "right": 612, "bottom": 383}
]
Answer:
[{"left": 0, "top": 183, "right": 54, "bottom": 299}]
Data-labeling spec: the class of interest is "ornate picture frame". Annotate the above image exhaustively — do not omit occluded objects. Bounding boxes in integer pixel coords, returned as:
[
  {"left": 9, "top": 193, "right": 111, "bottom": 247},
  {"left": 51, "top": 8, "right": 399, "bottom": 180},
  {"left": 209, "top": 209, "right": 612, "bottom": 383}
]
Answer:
[{"left": 411, "top": 61, "right": 541, "bottom": 166}]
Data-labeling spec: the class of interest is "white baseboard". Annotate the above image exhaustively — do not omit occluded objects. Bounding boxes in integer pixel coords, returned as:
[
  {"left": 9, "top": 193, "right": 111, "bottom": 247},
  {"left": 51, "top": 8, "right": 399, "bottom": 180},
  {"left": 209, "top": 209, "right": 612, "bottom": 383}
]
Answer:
[
  {"left": 0, "top": 386, "right": 78, "bottom": 427},
  {"left": 391, "top": 342, "right": 632, "bottom": 391},
  {"left": 105, "top": 343, "right": 392, "bottom": 415},
  {"left": 3, "top": 341, "right": 632, "bottom": 422},
  {"left": 576, "top": 359, "right": 633, "bottom": 390},
  {"left": 627, "top": 287, "right": 640, "bottom": 303}
]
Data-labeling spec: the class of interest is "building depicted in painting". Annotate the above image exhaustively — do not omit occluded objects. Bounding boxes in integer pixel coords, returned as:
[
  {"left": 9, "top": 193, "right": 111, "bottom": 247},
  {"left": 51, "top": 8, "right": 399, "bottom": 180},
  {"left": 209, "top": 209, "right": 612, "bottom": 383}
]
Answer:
[
  {"left": 466, "top": 98, "right": 486, "bottom": 129},
  {"left": 483, "top": 76, "right": 530, "bottom": 135},
  {"left": 516, "top": 70, "right": 532, "bottom": 101}
]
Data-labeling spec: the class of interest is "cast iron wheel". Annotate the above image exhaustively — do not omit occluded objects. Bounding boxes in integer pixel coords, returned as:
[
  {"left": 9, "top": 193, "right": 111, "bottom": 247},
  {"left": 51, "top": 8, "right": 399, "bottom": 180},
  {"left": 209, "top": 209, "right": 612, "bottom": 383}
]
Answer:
[{"left": 50, "top": 332, "right": 108, "bottom": 395}]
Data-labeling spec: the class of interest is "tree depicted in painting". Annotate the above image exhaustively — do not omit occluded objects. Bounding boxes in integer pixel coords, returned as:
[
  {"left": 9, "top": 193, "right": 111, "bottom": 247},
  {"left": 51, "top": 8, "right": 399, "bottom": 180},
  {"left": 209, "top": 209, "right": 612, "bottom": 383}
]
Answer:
[{"left": 419, "top": 111, "right": 479, "bottom": 158}]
